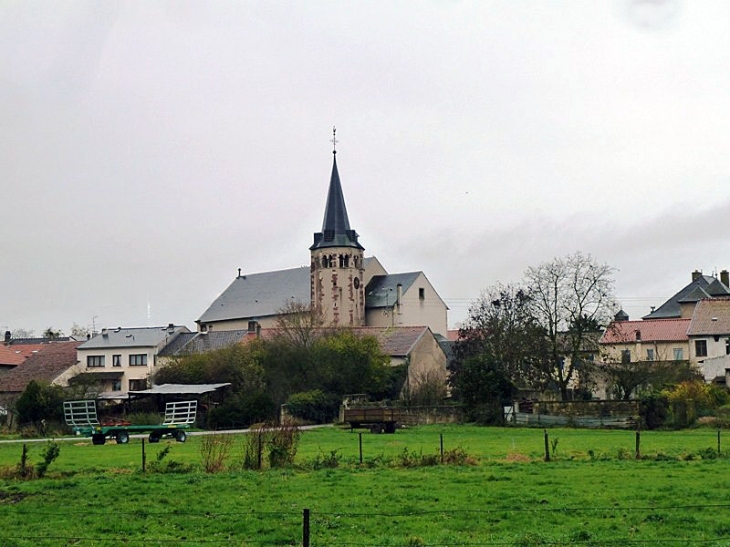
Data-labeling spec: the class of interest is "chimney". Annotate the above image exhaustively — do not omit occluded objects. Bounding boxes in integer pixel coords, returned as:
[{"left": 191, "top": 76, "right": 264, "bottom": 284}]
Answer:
[
  {"left": 4, "top": 330, "right": 10, "bottom": 344},
  {"left": 692, "top": 270, "right": 702, "bottom": 282},
  {"left": 167, "top": 323, "right": 175, "bottom": 334},
  {"left": 721, "top": 270, "right": 729, "bottom": 288},
  {"left": 396, "top": 283, "right": 403, "bottom": 313},
  {"left": 101, "top": 328, "right": 108, "bottom": 337}
]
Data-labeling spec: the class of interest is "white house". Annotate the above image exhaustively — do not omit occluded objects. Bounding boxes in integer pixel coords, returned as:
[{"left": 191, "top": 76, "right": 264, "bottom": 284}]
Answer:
[{"left": 76, "top": 324, "right": 190, "bottom": 395}]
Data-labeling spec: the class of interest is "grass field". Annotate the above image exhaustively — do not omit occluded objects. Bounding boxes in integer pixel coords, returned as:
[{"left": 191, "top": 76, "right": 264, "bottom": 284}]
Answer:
[{"left": 2, "top": 425, "right": 730, "bottom": 546}]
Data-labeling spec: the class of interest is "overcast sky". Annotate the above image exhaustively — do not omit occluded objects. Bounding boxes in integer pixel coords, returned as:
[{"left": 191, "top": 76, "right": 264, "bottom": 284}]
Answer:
[{"left": 3, "top": 0, "right": 730, "bottom": 335}]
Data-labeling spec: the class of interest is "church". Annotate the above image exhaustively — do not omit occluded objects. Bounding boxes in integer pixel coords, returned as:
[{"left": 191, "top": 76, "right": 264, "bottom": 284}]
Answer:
[{"left": 196, "top": 137, "right": 449, "bottom": 338}]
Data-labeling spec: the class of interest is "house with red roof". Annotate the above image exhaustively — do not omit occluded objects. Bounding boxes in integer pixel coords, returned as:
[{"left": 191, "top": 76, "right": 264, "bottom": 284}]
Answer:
[
  {"left": 600, "top": 315, "right": 691, "bottom": 364},
  {"left": 0, "top": 341, "right": 82, "bottom": 426}
]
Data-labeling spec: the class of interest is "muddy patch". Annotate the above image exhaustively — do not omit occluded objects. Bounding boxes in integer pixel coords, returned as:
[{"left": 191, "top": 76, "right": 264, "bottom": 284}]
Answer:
[{"left": 0, "top": 490, "right": 28, "bottom": 504}]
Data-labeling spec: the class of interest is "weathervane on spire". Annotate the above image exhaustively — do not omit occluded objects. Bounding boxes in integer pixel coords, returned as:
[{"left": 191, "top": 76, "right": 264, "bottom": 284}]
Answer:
[{"left": 331, "top": 126, "right": 338, "bottom": 154}]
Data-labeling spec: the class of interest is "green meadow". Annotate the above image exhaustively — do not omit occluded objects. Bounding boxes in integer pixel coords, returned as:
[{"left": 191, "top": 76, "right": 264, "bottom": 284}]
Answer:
[{"left": 2, "top": 425, "right": 730, "bottom": 546}]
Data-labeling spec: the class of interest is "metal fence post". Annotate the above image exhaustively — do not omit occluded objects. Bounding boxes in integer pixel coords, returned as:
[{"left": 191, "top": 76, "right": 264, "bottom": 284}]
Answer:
[
  {"left": 440, "top": 433, "right": 444, "bottom": 464},
  {"left": 359, "top": 432, "right": 363, "bottom": 464},
  {"left": 635, "top": 429, "right": 641, "bottom": 460},
  {"left": 142, "top": 438, "right": 146, "bottom": 473},
  {"left": 544, "top": 429, "right": 550, "bottom": 462},
  {"left": 303, "top": 508, "right": 310, "bottom": 547}
]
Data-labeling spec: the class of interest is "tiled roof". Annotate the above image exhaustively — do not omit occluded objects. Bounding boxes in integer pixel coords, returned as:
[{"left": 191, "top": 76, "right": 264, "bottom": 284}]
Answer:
[
  {"left": 600, "top": 319, "right": 690, "bottom": 344},
  {"left": 355, "top": 326, "right": 431, "bottom": 356},
  {"left": 0, "top": 341, "right": 81, "bottom": 393},
  {"left": 0, "top": 345, "right": 29, "bottom": 366},
  {"left": 79, "top": 326, "right": 190, "bottom": 350},
  {"left": 160, "top": 330, "right": 249, "bottom": 356},
  {"left": 687, "top": 298, "right": 730, "bottom": 336}
]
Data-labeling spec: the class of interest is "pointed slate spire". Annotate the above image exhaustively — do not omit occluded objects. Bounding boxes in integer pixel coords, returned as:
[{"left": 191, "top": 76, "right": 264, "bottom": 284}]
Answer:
[{"left": 310, "top": 134, "right": 363, "bottom": 250}]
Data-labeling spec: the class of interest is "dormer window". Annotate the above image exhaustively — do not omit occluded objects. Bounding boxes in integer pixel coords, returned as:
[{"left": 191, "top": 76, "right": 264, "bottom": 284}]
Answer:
[{"left": 248, "top": 321, "right": 258, "bottom": 333}]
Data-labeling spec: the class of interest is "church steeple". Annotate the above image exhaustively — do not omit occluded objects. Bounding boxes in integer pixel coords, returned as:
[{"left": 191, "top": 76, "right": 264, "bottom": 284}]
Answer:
[
  {"left": 310, "top": 128, "right": 366, "bottom": 327},
  {"left": 310, "top": 145, "right": 363, "bottom": 251}
]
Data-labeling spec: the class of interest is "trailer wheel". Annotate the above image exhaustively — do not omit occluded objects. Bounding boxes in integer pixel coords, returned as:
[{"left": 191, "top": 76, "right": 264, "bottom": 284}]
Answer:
[
  {"left": 385, "top": 422, "right": 397, "bottom": 434},
  {"left": 149, "top": 432, "right": 161, "bottom": 443},
  {"left": 92, "top": 434, "right": 106, "bottom": 445},
  {"left": 116, "top": 430, "right": 130, "bottom": 444},
  {"left": 174, "top": 430, "right": 187, "bottom": 443},
  {"left": 370, "top": 423, "right": 384, "bottom": 434}
]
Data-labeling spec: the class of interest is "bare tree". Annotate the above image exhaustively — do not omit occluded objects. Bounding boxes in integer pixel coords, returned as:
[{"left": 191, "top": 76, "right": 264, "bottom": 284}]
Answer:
[
  {"left": 70, "top": 322, "right": 91, "bottom": 339},
  {"left": 274, "top": 300, "right": 329, "bottom": 350},
  {"left": 525, "top": 252, "right": 617, "bottom": 400}
]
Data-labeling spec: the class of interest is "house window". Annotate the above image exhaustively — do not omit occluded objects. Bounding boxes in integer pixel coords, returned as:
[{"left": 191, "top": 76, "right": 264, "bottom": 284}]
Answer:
[
  {"left": 129, "top": 354, "right": 148, "bottom": 366},
  {"left": 695, "top": 340, "right": 708, "bottom": 358},
  {"left": 646, "top": 349, "right": 654, "bottom": 361},
  {"left": 621, "top": 349, "right": 631, "bottom": 364},
  {"left": 112, "top": 354, "right": 122, "bottom": 367},
  {"left": 129, "top": 379, "right": 147, "bottom": 391},
  {"left": 674, "top": 348, "right": 684, "bottom": 361},
  {"left": 419, "top": 288, "right": 425, "bottom": 300},
  {"left": 248, "top": 320, "right": 258, "bottom": 333},
  {"left": 111, "top": 379, "right": 122, "bottom": 391},
  {"left": 87, "top": 355, "right": 105, "bottom": 368}
]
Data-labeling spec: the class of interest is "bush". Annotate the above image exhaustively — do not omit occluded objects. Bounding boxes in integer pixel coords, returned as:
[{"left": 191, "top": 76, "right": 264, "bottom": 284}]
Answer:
[
  {"left": 208, "top": 392, "right": 277, "bottom": 429},
  {"left": 640, "top": 392, "right": 669, "bottom": 429},
  {"left": 200, "top": 433, "right": 234, "bottom": 473},
  {"left": 268, "top": 423, "right": 300, "bottom": 468},
  {"left": 286, "top": 390, "right": 340, "bottom": 423},
  {"left": 15, "top": 381, "right": 65, "bottom": 435}
]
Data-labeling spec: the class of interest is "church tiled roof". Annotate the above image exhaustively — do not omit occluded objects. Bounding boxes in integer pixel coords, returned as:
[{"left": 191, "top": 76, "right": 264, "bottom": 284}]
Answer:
[
  {"left": 365, "top": 272, "right": 422, "bottom": 308},
  {"left": 197, "top": 267, "right": 311, "bottom": 324}
]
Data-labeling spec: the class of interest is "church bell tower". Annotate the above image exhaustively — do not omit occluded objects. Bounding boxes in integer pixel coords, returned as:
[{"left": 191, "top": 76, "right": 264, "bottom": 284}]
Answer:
[{"left": 310, "top": 129, "right": 366, "bottom": 327}]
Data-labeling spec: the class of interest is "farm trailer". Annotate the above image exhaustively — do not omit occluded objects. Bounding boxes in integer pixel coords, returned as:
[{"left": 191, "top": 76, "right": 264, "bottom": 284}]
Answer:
[
  {"left": 343, "top": 407, "right": 406, "bottom": 433},
  {"left": 64, "top": 399, "right": 197, "bottom": 445}
]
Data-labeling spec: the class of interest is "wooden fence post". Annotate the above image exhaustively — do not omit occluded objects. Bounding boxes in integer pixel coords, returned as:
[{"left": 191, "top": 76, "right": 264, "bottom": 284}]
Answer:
[
  {"left": 302, "top": 508, "right": 310, "bottom": 547},
  {"left": 544, "top": 429, "right": 550, "bottom": 462},
  {"left": 141, "top": 438, "right": 146, "bottom": 473}
]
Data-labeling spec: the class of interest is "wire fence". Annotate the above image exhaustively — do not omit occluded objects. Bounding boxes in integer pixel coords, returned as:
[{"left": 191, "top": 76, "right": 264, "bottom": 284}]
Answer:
[{"left": 2, "top": 504, "right": 730, "bottom": 546}]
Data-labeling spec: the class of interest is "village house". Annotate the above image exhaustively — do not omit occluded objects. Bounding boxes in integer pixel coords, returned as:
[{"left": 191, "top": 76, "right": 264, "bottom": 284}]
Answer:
[
  {"left": 75, "top": 325, "right": 190, "bottom": 396},
  {"left": 686, "top": 298, "right": 730, "bottom": 384}
]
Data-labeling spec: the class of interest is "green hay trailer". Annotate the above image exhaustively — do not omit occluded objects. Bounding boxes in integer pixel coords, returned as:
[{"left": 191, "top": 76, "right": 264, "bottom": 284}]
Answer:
[{"left": 64, "top": 399, "right": 197, "bottom": 445}]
